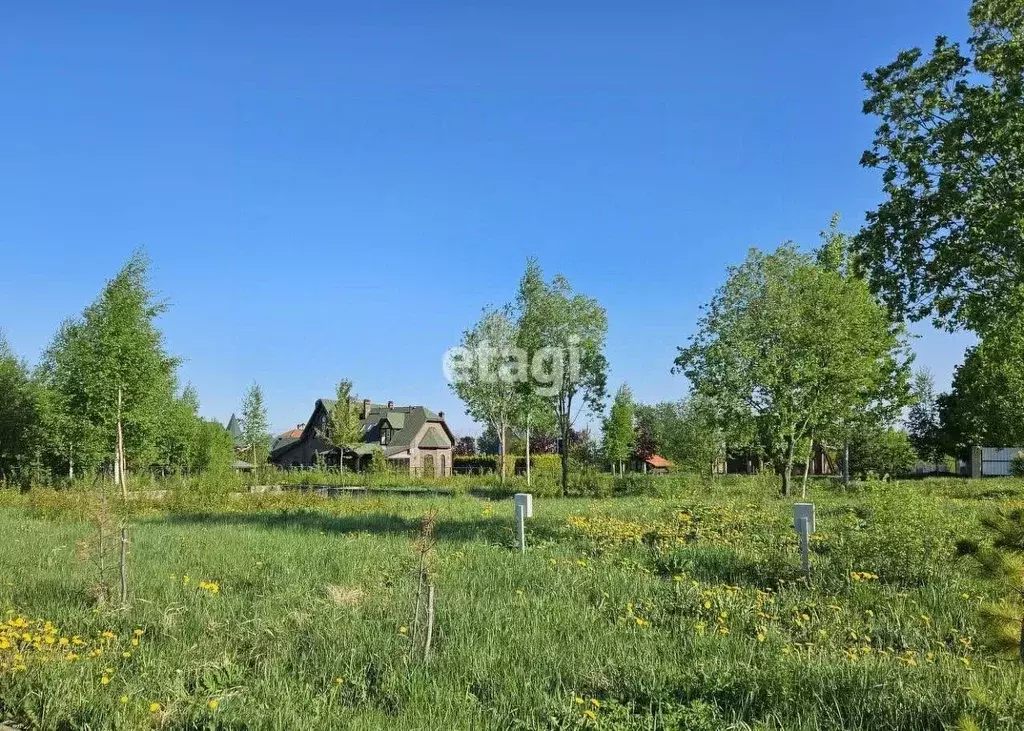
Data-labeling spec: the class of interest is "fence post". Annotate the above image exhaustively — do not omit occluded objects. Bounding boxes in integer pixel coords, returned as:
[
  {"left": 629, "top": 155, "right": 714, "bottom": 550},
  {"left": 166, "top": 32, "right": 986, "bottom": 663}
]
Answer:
[{"left": 971, "top": 446, "right": 983, "bottom": 479}]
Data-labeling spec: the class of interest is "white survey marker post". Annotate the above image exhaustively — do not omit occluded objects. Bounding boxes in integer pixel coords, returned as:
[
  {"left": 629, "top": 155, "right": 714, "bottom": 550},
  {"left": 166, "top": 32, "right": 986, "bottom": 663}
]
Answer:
[
  {"left": 793, "top": 502, "right": 815, "bottom": 582},
  {"left": 514, "top": 493, "right": 533, "bottom": 518},
  {"left": 793, "top": 503, "right": 815, "bottom": 534},
  {"left": 514, "top": 493, "right": 533, "bottom": 553}
]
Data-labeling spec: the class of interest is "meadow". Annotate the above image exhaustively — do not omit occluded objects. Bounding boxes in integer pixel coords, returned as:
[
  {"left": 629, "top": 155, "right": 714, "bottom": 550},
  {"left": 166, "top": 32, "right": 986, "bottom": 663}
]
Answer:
[{"left": 1, "top": 476, "right": 1024, "bottom": 730}]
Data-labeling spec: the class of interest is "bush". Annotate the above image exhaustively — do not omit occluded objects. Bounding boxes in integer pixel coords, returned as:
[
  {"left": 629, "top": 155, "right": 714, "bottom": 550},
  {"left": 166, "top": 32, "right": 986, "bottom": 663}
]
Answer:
[
  {"left": 453, "top": 455, "right": 501, "bottom": 475},
  {"left": 1010, "top": 452, "right": 1024, "bottom": 477},
  {"left": 849, "top": 428, "right": 917, "bottom": 478}
]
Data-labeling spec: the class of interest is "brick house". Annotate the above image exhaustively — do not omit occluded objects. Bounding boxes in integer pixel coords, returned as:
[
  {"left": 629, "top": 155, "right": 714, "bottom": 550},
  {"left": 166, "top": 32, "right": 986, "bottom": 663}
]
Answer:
[{"left": 269, "top": 398, "right": 455, "bottom": 476}]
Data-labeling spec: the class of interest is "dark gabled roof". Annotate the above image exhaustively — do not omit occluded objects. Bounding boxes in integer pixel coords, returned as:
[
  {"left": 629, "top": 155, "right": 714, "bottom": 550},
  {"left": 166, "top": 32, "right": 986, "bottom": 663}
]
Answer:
[
  {"left": 226, "top": 413, "right": 244, "bottom": 447},
  {"left": 292, "top": 399, "right": 455, "bottom": 457}
]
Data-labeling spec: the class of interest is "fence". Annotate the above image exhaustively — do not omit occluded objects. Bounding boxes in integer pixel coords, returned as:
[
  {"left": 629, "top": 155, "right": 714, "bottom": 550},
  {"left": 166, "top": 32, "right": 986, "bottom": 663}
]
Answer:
[{"left": 974, "top": 447, "right": 1023, "bottom": 477}]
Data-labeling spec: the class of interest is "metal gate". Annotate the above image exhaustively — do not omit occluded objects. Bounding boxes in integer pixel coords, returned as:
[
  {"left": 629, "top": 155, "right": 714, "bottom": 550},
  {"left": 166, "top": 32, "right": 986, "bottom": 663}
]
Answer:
[{"left": 981, "top": 447, "right": 1022, "bottom": 476}]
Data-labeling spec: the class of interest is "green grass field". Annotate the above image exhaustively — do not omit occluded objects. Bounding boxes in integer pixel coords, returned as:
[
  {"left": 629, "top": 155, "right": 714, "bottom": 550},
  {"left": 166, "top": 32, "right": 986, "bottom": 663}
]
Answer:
[{"left": 2, "top": 477, "right": 1024, "bottom": 730}]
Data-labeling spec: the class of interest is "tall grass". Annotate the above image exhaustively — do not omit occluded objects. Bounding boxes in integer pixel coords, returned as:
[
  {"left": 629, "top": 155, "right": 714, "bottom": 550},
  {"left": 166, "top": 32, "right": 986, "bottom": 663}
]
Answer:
[{"left": 1, "top": 478, "right": 1023, "bottom": 729}]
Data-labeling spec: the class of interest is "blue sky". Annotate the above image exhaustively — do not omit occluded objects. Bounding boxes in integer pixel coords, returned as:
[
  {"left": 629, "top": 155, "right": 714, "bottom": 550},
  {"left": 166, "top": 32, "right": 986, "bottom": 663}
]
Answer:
[{"left": 0, "top": 0, "right": 976, "bottom": 438}]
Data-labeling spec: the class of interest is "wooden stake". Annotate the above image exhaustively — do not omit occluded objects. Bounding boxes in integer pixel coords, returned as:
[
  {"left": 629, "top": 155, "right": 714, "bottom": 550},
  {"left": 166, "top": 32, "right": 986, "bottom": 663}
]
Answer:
[
  {"left": 119, "top": 526, "right": 128, "bottom": 605},
  {"left": 424, "top": 583, "right": 435, "bottom": 660}
]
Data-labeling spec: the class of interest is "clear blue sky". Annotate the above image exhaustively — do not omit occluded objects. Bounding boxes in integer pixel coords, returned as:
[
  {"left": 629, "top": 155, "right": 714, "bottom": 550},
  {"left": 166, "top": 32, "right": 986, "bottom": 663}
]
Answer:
[{"left": 0, "top": 1, "right": 976, "bottom": 438}]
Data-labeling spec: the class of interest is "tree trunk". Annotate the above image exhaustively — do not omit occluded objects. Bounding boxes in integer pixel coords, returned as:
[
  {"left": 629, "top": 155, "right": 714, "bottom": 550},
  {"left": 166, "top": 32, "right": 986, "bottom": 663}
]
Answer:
[
  {"left": 499, "top": 423, "right": 506, "bottom": 485},
  {"left": 843, "top": 442, "right": 850, "bottom": 486},
  {"left": 801, "top": 439, "right": 813, "bottom": 499},
  {"left": 781, "top": 436, "right": 794, "bottom": 496},
  {"left": 525, "top": 414, "right": 531, "bottom": 488},
  {"left": 560, "top": 425, "right": 569, "bottom": 497},
  {"left": 116, "top": 387, "right": 127, "bottom": 500}
]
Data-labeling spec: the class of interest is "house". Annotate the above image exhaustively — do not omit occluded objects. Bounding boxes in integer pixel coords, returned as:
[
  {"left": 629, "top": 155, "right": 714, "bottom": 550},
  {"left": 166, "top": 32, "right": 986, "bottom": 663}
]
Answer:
[
  {"left": 269, "top": 398, "right": 455, "bottom": 476},
  {"left": 631, "top": 454, "right": 674, "bottom": 474},
  {"left": 226, "top": 413, "right": 246, "bottom": 453}
]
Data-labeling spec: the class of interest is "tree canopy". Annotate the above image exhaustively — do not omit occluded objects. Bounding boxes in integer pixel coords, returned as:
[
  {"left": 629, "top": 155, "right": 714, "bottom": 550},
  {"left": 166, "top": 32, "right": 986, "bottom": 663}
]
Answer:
[
  {"left": 855, "top": 0, "right": 1024, "bottom": 333},
  {"left": 675, "top": 236, "right": 912, "bottom": 494},
  {"left": 602, "top": 384, "right": 635, "bottom": 472},
  {"left": 36, "top": 253, "right": 180, "bottom": 476}
]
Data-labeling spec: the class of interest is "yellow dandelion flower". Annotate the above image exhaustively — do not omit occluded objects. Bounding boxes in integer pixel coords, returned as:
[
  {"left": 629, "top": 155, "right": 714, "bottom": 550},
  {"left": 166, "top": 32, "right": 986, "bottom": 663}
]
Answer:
[
  {"left": 149, "top": 703, "right": 161, "bottom": 713},
  {"left": 120, "top": 696, "right": 129, "bottom": 704},
  {"left": 208, "top": 699, "right": 219, "bottom": 710}
]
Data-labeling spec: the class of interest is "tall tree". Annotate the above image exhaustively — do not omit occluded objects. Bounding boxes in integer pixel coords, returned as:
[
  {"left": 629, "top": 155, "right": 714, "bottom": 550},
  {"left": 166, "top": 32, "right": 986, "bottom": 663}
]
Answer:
[
  {"left": 515, "top": 261, "right": 608, "bottom": 495},
  {"left": 37, "top": 253, "right": 178, "bottom": 478},
  {"left": 514, "top": 259, "right": 558, "bottom": 486},
  {"left": 938, "top": 319, "right": 1024, "bottom": 451},
  {"left": 240, "top": 383, "right": 270, "bottom": 467},
  {"left": 675, "top": 241, "right": 912, "bottom": 495},
  {"left": 907, "top": 369, "right": 946, "bottom": 469},
  {"left": 318, "top": 380, "right": 364, "bottom": 470},
  {"left": 633, "top": 398, "right": 724, "bottom": 477},
  {"left": 0, "top": 332, "right": 40, "bottom": 481},
  {"left": 854, "top": 0, "right": 1024, "bottom": 333},
  {"left": 449, "top": 307, "right": 523, "bottom": 484},
  {"left": 602, "top": 384, "right": 635, "bottom": 474}
]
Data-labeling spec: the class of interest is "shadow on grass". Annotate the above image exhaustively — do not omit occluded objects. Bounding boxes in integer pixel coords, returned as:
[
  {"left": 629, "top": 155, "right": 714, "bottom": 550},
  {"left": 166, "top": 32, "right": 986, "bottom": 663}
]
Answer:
[
  {"left": 655, "top": 546, "right": 801, "bottom": 589},
  {"left": 159, "top": 509, "right": 564, "bottom": 546}
]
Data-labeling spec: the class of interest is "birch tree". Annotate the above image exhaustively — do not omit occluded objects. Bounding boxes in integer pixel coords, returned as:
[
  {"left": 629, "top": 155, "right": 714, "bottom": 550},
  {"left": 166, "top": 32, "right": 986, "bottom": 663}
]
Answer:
[{"left": 449, "top": 307, "right": 522, "bottom": 484}]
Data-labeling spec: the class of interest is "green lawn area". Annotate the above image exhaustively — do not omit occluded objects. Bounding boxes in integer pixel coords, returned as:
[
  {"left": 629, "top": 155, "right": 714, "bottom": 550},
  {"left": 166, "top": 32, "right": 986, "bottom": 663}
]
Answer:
[{"left": 2, "top": 478, "right": 1024, "bottom": 730}]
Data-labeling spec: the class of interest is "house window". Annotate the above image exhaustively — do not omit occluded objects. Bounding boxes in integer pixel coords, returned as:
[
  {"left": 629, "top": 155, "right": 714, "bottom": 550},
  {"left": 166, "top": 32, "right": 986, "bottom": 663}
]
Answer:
[{"left": 380, "top": 425, "right": 392, "bottom": 446}]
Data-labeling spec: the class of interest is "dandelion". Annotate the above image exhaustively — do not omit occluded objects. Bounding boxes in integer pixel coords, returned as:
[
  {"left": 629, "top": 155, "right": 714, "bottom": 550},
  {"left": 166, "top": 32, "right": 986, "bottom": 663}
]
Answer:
[
  {"left": 208, "top": 699, "right": 219, "bottom": 710},
  {"left": 335, "top": 677, "right": 345, "bottom": 685},
  {"left": 101, "top": 675, "right": 111, "bottom": 685},
  {"left": 120, "top": 696, "right": 129, "bottom": 704},
  {"left": 149, "top": 703, "right": 161, "bottom": 713},
  {"left": 101, "top": 631, "right": 115, "bottom": 639},
  {"left": 399, "top": 626, "right": 408, "bottom": 635},
  {"left": 574, "top": 697, "right": 584, "bottom": 705},
  {"left": 582, "top": 710, "right": 597, "bottom": 721}
]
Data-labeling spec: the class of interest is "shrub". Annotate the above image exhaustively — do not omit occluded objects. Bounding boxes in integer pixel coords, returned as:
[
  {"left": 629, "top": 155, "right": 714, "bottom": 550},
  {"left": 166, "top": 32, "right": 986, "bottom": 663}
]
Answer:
[{"left": 1010, "top": 452, "right": 1024, "bottom": 477}]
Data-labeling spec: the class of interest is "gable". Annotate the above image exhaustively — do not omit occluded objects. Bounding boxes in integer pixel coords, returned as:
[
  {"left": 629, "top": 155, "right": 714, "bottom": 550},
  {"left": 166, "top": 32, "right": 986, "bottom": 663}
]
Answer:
[{"left": 418, "top": 427, "right": 451, "bottom": 449}]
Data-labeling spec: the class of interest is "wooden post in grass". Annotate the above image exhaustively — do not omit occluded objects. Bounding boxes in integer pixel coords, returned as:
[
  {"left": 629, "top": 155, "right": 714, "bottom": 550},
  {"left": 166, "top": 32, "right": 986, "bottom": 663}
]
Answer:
[
  {"left": 119, "top": 526, "right": 129, "bottom": 604},
  {"left": 424, "top": 583, "right": 435, "bottom": 660}
]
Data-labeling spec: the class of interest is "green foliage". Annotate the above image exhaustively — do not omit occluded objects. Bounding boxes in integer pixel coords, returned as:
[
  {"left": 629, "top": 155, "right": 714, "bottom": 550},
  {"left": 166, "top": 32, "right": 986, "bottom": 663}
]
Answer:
[
  {"left": 0, "top": 478, "right": 1021, "bottom": 729},
  {"left": 35, "top": 252, "right": 179, "bottom": 476},
  {"left": 0, "top": 332, "right": 40, "bottom": 482},
  {"left": 516, "top": 259, "right": 609, "bottom": 495},
  {"left": 449, "top": 307, "right": 522, "bottom": 483},
  {"left": 634, "top": 398, "right": 724, "bottom": 477},
  {"left": 363, "top": 448, "right": 386, "bottom": 474},
  {"left": 602, "top": 384, "right": 634, "bottom": 468},
  {"left": 848, "top": 427, "right": 918, "bottom": 479},
  {"left": 938, "top": 319, "right": 1024, "bottom": 451},
  {"left": 907, "top": 369, "right": 946, "bottom": 466},
  {"left": 855, "top": 0, "right": 1024, "bottom": 332},
  {"left": 960, "top": 504, "right": 1024, "bottom": 660},
  {"left": 239, "top": 383, "right": 270, "bottom": 466},
  {"left": 1010, "top": 452, "right": 1024, "bottom": 478},
  {"left": 675, "top": 235, "right": 912, "bottom": 495},
  {"left": 192, "top": 418, "right": 237, "bottom": 476},
  {"left": 321, "top": 380, "right": 364, "bottom": 451}
]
